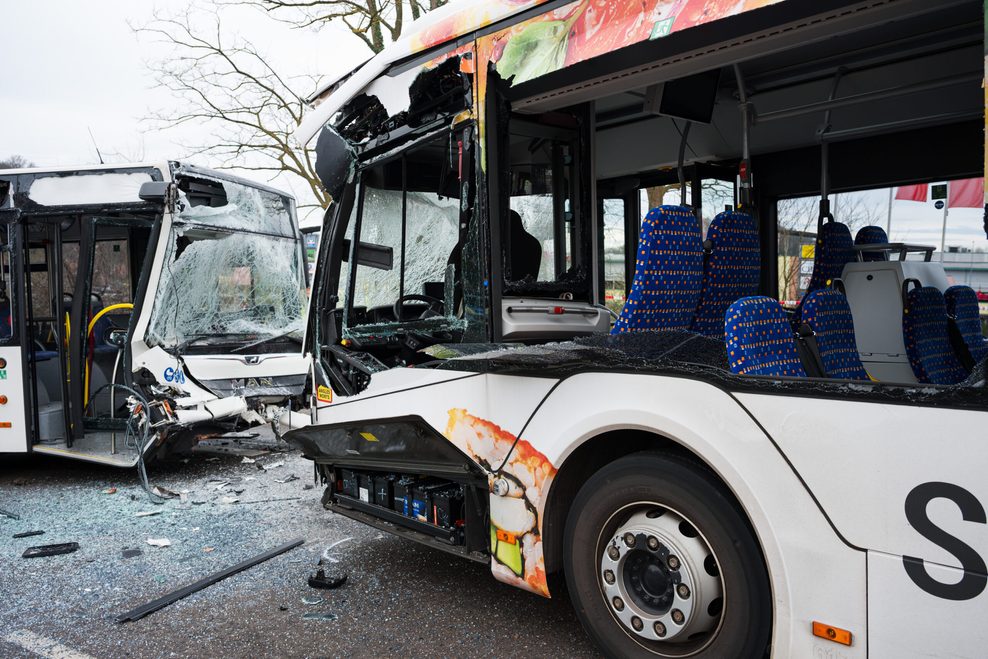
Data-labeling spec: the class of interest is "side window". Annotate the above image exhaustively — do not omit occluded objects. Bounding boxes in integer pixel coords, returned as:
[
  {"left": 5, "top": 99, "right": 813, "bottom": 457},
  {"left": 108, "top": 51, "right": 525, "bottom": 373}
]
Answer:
[
  {"left": 90, "top": 238, "right": 132, "bottom": 307},
  {"left": 0, "top": 225, "right": 13, "bottom": 341},
  {"left": 505, "top": 118, "right": 587, "bottom": 298}
]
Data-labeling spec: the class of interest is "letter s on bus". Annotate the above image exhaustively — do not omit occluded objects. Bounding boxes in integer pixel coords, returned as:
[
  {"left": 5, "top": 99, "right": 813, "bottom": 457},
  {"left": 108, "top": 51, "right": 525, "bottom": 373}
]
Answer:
[{"left": 903, "top": 482, "right": 987, "bottom": 601}]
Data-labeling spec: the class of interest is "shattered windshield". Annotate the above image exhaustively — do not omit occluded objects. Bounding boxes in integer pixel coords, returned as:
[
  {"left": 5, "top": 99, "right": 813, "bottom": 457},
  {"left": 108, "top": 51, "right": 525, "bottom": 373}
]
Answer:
[{"left": 146, "top": 176, "right": 305, "bottom": 349}]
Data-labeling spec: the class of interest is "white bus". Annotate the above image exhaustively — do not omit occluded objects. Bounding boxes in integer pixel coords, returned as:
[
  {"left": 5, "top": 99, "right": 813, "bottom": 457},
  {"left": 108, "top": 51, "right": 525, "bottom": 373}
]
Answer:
[
  {"left": 0, "top": 162, "right": 310, "bottom": 466},
  {"left": 286, "top": 1, "right": 988, "bottom": 656}
]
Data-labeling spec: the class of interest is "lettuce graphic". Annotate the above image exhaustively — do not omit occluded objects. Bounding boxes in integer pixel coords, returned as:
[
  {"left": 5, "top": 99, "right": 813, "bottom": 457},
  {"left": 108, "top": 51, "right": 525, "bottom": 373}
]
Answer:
[{"left": 496, "top": 19, "right": 573, "bottom": 85}]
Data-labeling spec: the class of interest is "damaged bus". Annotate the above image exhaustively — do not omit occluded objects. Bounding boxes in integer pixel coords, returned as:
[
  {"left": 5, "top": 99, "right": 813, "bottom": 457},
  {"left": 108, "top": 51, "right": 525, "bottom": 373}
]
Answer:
[
  {"left": 0, "top": 162, "right": 309, "bottom": 467},
  {"left": 287, "top": 0, "right": 988, "bottom": 656}
]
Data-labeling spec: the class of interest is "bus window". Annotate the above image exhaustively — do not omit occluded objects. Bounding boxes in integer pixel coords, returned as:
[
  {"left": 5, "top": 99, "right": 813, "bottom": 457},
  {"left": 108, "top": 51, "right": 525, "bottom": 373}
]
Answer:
[
  {"left": 0, "top": 225, "right": 13, "bottom": 341},
  {"left": 601, "top": 198, "right": 627, "bottom": 315},
  {"left": 348, "top": 135, "right": 460, "bottom": 327},
  {"left": 505, "top": 116, "right": 588, "bottom": 299}
]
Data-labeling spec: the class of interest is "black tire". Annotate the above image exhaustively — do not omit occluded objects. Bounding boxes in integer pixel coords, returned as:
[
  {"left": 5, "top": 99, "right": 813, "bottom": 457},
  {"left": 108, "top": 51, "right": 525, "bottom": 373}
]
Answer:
[{"left": 563, "top": 452, "right": 771, "bottom": 658}]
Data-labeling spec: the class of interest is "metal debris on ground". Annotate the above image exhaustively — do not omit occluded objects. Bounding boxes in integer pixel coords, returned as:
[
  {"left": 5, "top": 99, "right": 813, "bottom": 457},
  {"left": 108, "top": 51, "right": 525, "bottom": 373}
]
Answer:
[
  {"left": 146, "top": 538, "right": 172, "bottom": 548},
  {"left": 233, "top": 496, "right": 300, "bottom": 505},
  {"left": 121, "top": 548, "right": 143, "bottom": 559},
  {"left": 0, "top": 508, "right": 21, "bottom": 520},
  {"left": 135, "top": 511, "right": 161, "bottom": 518},
  {"left": 220, "top": 496, "right": 240, "bottom": 505},
  {"left": 303, "top": 483, "right": 314, "bottom": 490},
  {"left": 12, "top": 530, "right": 45, "bottom": 538},
  {"left": 308, "top": 569, "right": 347, "bottom": 590},
  {"left": 302, "top": 612, "right": 337, "bottom": 621},
  {"left": 261, "top": 461, "right": 284, "bottom": 470},
  {"left": 241, "top": 457, "right": 256, "bottom": 464},
  {"left": 115, "top": 538, "right": 304, "bottom": 623},
  {"left": 275, "top": 474, "right": 299, "bottom": 484},
  {"left": 22, "top": 542, "right": 80, "bottom": 558},
  {"left": 301, "top": 596, "right": 324, "bottom": 605}
]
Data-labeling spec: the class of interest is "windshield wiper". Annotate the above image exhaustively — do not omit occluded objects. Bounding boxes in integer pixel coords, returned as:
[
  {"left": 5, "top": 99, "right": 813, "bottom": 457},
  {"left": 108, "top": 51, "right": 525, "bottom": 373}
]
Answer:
[
  {"left": 231, "top": 328, "right": 300, "bottom": 353},
  {"left": 172, "top": 333, "right": 249, "bottom": 354}
]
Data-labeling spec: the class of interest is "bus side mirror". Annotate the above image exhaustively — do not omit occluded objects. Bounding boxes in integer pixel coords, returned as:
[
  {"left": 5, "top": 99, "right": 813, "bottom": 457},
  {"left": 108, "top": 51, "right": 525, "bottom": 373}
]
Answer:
[{"left": 139, "top": 181, "right": 171, "bottom": 203}]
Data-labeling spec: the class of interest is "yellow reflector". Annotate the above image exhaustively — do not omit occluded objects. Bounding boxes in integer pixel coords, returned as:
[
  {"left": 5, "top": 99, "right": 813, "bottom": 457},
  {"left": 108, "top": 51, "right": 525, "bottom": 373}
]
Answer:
[
  {"left": 812, "top": 621, "right": 852, "bottom": 646},
  {"left": 359, "top": 432, "right": 378, "bottom": 442}
]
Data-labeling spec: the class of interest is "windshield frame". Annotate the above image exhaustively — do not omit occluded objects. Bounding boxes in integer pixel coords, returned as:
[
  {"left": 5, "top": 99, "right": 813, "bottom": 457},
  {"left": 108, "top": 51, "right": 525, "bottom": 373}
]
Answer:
[{"left": 144, "top": 172, "right": 307, "bottom": 352}]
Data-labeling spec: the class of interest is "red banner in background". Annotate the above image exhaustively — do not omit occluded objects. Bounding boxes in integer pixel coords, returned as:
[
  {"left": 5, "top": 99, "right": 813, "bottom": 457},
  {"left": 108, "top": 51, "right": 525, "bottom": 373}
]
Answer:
[
  {"left": 895, "top": 184, "right": 928, "bottom": 202},
  {"left": 947, "top": 178, "right": 984, "bottom": 208}
]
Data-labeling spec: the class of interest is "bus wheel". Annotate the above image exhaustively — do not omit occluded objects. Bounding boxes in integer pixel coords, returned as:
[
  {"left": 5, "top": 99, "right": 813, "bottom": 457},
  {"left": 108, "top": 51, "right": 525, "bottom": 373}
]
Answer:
[{"left": 563, "top": 452, "right": 771, "bottom": 658}]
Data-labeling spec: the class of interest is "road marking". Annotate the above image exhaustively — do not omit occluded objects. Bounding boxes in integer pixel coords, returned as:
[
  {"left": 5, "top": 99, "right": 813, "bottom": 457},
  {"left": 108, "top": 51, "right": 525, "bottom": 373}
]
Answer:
[{"left": 4, "top": 630, "right": 95, "bottom": 659}]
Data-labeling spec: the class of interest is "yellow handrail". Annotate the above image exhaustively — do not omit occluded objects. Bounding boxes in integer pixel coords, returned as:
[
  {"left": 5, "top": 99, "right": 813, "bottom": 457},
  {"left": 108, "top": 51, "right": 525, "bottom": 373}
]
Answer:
[{"left": 83, "top": 303, "right": 134, "bottom": 407}]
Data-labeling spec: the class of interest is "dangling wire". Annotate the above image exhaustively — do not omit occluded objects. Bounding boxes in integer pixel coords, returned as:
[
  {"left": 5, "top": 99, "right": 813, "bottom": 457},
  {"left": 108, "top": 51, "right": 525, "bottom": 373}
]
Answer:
[
  {"left": 675, "top": 119, "right": 693, "bottom": 209},
  {"left": 84, "top": 383, "right": 164, "bottom": 504}
]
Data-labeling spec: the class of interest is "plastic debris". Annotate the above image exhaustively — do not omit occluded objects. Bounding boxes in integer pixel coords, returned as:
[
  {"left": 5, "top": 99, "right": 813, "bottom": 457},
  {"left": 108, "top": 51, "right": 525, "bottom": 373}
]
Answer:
[
  {"left": 152, "top": 486, "right": 179, "bottom": 499},
  {"left": 203, "top": 547, "right": 215, "bottom": 553},
  {"left": 23, "top": 542, "right": 80, "bottom": 558},
  {"left": 135, "top": 511, "right": 161, "bottom": 518},
  {"left": 301, "top": 596, "right": 324, "bottom": 605},
  {"left": 241, "top": 457, "right": 256, "bottom": 464},
  {"left": 104, "top": 487, "right": 118, "bottom": 495},
  {"left": 146, "top": 538, "right": 172, "bottom": 548},
  {"left": 261, "top": 461, "right": 285, "bottom": 470},
  {"left": 308, "top": 569, "right": 347, "bottom": 590},
  {"left": 12, "top": 530, "right": 45, "bottom": 539},
  {"left": 122, "top": 548, "right": 143, "bottom": 559},
  {"left": 302, "top": 612, "right": 337, "bottom": 621},
  {"left": 0, "top": 508, "right": 21, "bottom": 520},
  {"left": 220, "top": 496, "right": 240, "bottom": 505},
  {"left": 275, "top": 474, "right": 299, "bottom": 484}
]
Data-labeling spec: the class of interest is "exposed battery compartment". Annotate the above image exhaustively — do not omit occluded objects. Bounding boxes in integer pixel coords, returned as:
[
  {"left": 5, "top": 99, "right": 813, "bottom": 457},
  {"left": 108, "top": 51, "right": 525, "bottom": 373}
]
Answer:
[{"left": 323, "top": 465, "right": 489, "bottom": 562}]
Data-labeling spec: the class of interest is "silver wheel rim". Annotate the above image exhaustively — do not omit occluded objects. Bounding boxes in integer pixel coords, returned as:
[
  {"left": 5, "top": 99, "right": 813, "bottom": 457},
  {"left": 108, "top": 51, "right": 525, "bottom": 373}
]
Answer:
[{"left": 597, "top": 504, "right": 725, "bottom": 657}]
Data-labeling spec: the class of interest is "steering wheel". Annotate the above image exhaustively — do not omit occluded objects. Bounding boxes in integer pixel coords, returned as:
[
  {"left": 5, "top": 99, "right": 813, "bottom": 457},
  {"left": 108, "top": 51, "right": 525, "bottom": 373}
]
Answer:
[{"left": 393, "top": 294, "right": 444, "bottom": 320}]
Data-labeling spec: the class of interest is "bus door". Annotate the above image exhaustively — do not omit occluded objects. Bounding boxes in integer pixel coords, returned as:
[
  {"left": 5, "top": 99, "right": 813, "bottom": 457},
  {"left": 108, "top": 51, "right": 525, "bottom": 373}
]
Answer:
[
  {"left": 65, "top": 217, "right": 150, "bottom": 448},
  {"left": 0, "top": 209, "right": 29, "bottom": 453}
]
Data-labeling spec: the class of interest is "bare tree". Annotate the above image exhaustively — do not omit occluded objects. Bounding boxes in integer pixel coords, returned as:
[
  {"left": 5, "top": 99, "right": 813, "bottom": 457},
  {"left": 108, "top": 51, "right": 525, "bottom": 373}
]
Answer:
[
  {"left": 777, "top": 193, "right": 883, "bottom": 300},
  {"left": 0, "top": 155, "right": 35, "bottom": 169},
  {"left": 234, "top": 0, "right": 448, "bottom": 53},
  {"left": 136, "top": 8, "right": 328, "bottom": 209}
]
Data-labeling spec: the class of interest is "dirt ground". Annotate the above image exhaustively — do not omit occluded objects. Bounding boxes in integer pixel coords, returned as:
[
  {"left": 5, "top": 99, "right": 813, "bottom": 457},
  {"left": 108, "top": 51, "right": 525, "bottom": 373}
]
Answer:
[{"left": 0, "top": 435, "right": 599, "bottom": 658}]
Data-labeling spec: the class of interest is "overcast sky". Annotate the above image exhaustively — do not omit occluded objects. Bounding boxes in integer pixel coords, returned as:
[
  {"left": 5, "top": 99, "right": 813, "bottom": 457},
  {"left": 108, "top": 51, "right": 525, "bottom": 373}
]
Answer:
[
  {"left": 1, "top": 1, "right": 985, "bottom": 245},
  {"left": 1, "top": 0, "right": 368, "bottom": 213}
]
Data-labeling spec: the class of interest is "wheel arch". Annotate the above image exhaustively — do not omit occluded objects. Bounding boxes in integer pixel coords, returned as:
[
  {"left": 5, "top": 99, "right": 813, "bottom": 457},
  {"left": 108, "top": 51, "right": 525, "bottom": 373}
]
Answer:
[{"left": 541, "top": 427, "right": 764, "bottom": 576}]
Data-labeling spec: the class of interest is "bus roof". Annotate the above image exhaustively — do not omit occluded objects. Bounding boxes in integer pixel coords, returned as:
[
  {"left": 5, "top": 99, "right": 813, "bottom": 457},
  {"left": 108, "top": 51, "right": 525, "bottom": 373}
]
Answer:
[{"left": 296, "top": 0, "right": 550, "bottom": 144}]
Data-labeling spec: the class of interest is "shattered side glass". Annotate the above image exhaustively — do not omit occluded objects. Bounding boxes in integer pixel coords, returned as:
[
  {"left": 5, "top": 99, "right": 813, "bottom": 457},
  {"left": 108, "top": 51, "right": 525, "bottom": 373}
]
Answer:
[{"left": 146, "top": 178, "right": 305, "bottom": 347}]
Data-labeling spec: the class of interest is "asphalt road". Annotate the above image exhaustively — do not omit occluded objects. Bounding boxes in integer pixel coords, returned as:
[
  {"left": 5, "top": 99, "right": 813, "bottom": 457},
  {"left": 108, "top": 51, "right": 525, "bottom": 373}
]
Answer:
[{"left": 0, "top": 437, "right": 599, "bottom": 658}]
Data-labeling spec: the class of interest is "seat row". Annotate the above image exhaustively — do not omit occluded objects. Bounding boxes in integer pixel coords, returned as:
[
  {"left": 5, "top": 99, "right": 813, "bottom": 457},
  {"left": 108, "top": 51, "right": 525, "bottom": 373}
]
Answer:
[
  {"left": 612, "top": 205, "right": 760, "bottom": 338},
  {"left": 726, "top": 282, "right": 987, "bottom": 384}
]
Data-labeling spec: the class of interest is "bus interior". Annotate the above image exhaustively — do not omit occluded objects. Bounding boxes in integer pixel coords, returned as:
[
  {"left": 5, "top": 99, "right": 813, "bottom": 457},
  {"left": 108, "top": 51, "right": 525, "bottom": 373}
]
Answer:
[{"left": 312, "top": 0, "right": 988, "bottom": 395}]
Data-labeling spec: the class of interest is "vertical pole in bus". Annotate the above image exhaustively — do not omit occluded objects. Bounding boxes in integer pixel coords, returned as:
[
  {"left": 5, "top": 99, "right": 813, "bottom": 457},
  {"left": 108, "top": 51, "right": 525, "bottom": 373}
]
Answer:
[
  {"left": 887, "top": 187, "right": 893, "bottom": 238},
  {"left": 940, "top": 182, "right": 949, "bottom": 256},
  {"left": 733, "top": 65, "right": 752, "bottom": 210}
]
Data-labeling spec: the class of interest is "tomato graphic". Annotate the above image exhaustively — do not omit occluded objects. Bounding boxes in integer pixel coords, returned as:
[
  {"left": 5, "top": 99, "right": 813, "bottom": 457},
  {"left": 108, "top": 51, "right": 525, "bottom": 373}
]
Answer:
[
  {"left": 563, "top": 0, "right": 689, "bottom": 67},
  {"left": 674, "top": 0, "right": 749, "bottom": 31}
]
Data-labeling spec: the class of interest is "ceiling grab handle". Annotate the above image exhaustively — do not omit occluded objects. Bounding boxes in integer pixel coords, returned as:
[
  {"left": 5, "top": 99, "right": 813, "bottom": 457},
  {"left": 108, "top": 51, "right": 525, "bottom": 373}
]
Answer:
[
  {"left": 733, "top": 64, "right": 753, "bottom": 210},
  {"left": 817, "top": 67, "right": 847, "bottom": 231}
]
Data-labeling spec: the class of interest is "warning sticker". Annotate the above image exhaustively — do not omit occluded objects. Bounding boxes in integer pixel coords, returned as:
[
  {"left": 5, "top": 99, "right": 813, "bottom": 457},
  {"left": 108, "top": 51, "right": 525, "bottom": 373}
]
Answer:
[{"left": 316, "top": 385, "right": 333, "bottom": 404}]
